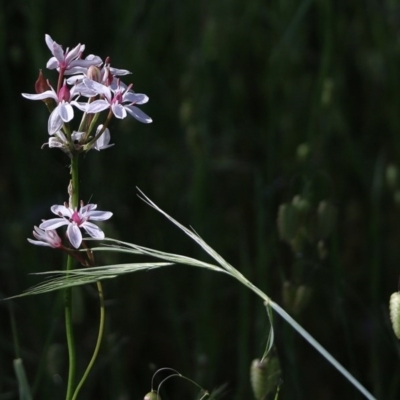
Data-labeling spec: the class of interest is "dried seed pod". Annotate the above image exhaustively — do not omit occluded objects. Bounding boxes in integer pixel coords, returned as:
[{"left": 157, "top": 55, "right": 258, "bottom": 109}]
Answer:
[
  {"left": 277, "top": 203, "right": 298, "bottom": 243},
  {"left": 386, "top": 164, "right": 398, "bottom": 190},
  {"left": 389, "top": 292, "right": 400, "bottom": 339},
  {"left": 292, "top": 195, "right": 310, "bottom": 213},
  {"left": 143, "top": 391, "right": 161, "bottom": 400},
  {"left": 282, "top": 281, "right": 296, "bottom": 312},
  {"left": 316, "top": 201, "right": 337, "bottom": 239},
  {"left": 292, "top": 285, "right": 312, "bottom": 315},
  {"left": 250, "top": 356, "right": 281, "bottom": 400}
]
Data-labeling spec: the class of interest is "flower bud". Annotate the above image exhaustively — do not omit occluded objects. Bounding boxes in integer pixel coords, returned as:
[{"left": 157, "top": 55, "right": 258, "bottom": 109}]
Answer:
[
  {"left": 34, "top": 70, "right": 53, "bottom": 107},
  {"left": 250, "top": 356, "right": 281, "bottom": 400},
  {"left": 389, "top": 292, "right": 400, "bottom": 339},
  {"left": 58, "top": 82, "right": 71, "bottom": 102},
  {"left": 35, "top": 70, "right": 51, "bottom": 94},
  {"left": 143, "top": 391, "right": 161, "bottom": 400},
  {"left": 87, "top": 65, "right": 102, "bottom": 83}
]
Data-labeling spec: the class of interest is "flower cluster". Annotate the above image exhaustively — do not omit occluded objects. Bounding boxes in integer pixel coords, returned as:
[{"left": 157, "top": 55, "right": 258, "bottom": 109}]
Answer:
[
  {"left": 22, "top": 34, "right": 152, "bottom": 155},
  {"left": 31, "top": 201, "right": 112, "bottom": 250}
]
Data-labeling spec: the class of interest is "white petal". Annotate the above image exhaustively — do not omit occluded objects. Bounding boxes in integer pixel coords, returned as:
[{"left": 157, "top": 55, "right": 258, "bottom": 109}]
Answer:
[
  {"left": 66, "top": 74, "right": 85, "bottom": 85},
  {"left": 84, "top": 79, "right": 111, "bottom": 98},
  {"left": 87, "top": 210, "right": 113, "bottom": 221},
  {"left": 39, "top": 218, "right": 69, "bottom": 230},
  {"left": 86, "top": 100, "right": 110, "bottom": 114},
  {"left": 45, "top": 34, "right": 54, "bottom": 52},
  {"left": 65, "top": 43, "right": 83, "bottom": 65},
  {"left": 71, "top": 101, "right": 88, "bottom": 112},
  {"left": 52, "top": 41, "right": 65, "bottom": 63},
  {"left": 123, "top": 92, "right": 149, "bottom": 105},
  {"left": 22, "top": 90, "right": 57, "bottom": 101},
  {"left": 51, "top": 204, "right": 72, "bottom": 217},
  {"left": 81, "top": 204, "right": 97, "bottom": 214},
  {"left": 112, "top": 104, "right": 127, "bottom": 119},
  {"left": 48, "top": 108, "right": 63, "bottom": 135},
  {"left": 125, "top": 105, "right": 152, "bottom": 123},
  {"left": 59, "top": 102, "right": 74, "bottom": 122},
  {"left": 28, "top": 238, "right": 53, "bottom": 247},
  {"left": 67, "top": 224, "right": 82, "bottom": 248},
  {"left": 46, "top": 57, "right": 59, "bottom": 70},
  {"left": 94, "top": 127, "right": 114, "bottom": 151},
  {"left": 82, "top": 222, "right": 105, "bottom": 239}
]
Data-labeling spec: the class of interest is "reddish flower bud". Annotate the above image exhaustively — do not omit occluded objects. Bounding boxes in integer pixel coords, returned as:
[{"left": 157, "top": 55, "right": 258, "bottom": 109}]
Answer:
[
  {"left": 35, "top": 70, "right": 51, "bottom": 94},
  {"left": 58, "top": 81, "right": 71, "bottom": 102}
]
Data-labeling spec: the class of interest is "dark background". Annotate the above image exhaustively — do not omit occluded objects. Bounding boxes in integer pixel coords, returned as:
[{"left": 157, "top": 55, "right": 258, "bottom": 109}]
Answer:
[{"left": 1, "top": 1, "right": 400, "bottom": 399}]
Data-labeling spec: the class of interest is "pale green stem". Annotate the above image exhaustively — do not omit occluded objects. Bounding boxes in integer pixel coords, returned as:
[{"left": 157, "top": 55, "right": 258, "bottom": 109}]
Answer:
[
  {"left": 65, "top": 154, "right": 79, "bottom": 400},
  {"left": 71, "top": 281, "right": 105, "bottom": 400}
]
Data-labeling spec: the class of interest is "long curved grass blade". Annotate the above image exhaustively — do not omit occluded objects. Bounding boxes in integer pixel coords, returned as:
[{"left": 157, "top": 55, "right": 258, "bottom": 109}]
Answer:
[
  {"left": 133, "top": 189, "right": 376, "bottom": 400},
  {"left": 4, "top": 262, "right": 172, "bottom": 300}
]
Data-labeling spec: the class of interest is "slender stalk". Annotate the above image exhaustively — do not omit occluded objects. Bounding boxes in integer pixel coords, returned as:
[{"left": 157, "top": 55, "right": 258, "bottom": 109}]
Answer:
[
  {"left": 65, "top": 154, "right": 80, "bottom": 400},
  {"left": 71, "top": 281, "right": 105, "bottom": 400}
]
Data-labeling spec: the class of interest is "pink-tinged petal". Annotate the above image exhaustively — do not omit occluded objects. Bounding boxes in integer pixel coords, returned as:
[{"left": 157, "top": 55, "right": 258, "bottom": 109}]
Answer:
[
  {"left": 112, "top": 104, "right": 127, "bottom": 119},
  {"left": 94, "top": 127, "right": 114, "bottom": 151},
  {"left": 46, "top": 57, "right": 59, "bottom": 70},
  {"left": 71, "top": 101, "right": 88, "bottom": 112},
  {"left": 45, "top": 34, "right": 54, "bottom": 52},
  {"left": 40, "top": 218, "right": 69, "bottom": 230},
  {"left": 65, "top": 43, "right": 84, "bottom": 65},
  {"left": 109, "top": 67, "right": 131, "bottom": 76},
  {"left": 22, "top": 90, "right": 58, "bottom": 101},
  {"left": 125, "top": 105, "right": 152, "bottom": 123},
  {"left": 84, "top": 79, "right": 111, "bottom": 99},
  {"left": 51, "top": 204, "right": 72, "bottom": 217},
  {"left": 67, "top": 224, "right": 82, "bottom": 248},
  {"left": 71, "top": 83, "right": 97, "bottom": 98},
  {"left": 58, "top": 102, "right": 74, "bottom": 122},
  {"left": 30, "top": 227, "right": 62, "bottom": 248},
  {"left": 80, "top": 204, "right": 97, "bottom": 214},
  {"left": 86, "top": 210, "right": 113, "bottom": 221},
  {"left": 52, "top": 41, "right": 65, "bottom": 63},
  {"left": 48, "top": 108, "right": 63, "bottom": 135},
  {"left": 81, "top": 222, "right": 105, "bottom": 239},
  {"left": 66, "top": 74, "right": 85, "bottom": 85},
  {"left": 68, "top": 56, "right": 102, "bottom": 69},
  {"left": 28, "top": 238, "right": 53, "bottom": 247},
  {"left": 123, "top": 92, "right": 149, "bottom": 105},
  {"left": 86, "top": 100, "right": 110, "bottom": 114}
]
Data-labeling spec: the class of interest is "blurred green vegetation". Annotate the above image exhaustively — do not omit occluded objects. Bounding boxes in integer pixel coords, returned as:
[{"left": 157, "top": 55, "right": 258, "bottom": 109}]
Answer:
[{"left": 2, "top": 0, "right": 400, "bottom": 398}]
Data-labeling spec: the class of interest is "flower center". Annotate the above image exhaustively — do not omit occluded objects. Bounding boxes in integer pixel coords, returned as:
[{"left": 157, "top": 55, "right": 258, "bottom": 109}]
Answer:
[{"left": 70, "top": 210, "right": 83, "bottom": 225}]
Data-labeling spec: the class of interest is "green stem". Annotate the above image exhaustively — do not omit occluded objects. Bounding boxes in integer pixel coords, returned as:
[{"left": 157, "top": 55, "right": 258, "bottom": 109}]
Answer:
[
  {"left": 71, "top": 281, "right": 105, "bottom": 400},
  {"left": 65, "top": 154, "right": 80, "bottom": 400}
]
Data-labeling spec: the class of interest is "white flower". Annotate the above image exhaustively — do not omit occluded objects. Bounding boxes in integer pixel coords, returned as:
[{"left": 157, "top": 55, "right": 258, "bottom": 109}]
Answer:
[
  {"left": 28, "top": 226, "right": 62, "bottom": 248},
  {"left": 39, "top": 203, "right": 112, "bottom": 248},
  {"left": 66, "top": 58, "right": 130, "bottom": 89},
  {"left": 83, "top": 78, "right": 152, "bottom": 123},
  {"left": 45, "top": 34, "right": 102, "bottom": 74},
  {"left": 22, "top": 81, "right": 95, "bottom": 134},
  {"left": 93, "top": 125, "right": 114, "bottom": 151}
]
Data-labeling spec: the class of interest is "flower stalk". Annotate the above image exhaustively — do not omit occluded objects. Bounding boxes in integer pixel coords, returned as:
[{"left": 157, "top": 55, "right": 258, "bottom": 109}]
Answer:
[
  {"left": 23, "top": 33, "right": 152, "bottom": 400},
  {"left": 65, "top": 153, "right": 79, "bottom": 400}
]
